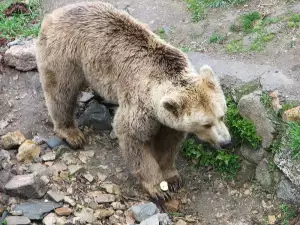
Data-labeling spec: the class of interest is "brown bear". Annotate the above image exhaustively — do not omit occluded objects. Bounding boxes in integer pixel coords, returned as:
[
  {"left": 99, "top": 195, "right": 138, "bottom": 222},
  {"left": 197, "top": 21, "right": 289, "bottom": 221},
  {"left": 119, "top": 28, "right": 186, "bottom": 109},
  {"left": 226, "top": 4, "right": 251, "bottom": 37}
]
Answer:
[{"left": 36, "top": 1, "right": 231, "bottom": 199}]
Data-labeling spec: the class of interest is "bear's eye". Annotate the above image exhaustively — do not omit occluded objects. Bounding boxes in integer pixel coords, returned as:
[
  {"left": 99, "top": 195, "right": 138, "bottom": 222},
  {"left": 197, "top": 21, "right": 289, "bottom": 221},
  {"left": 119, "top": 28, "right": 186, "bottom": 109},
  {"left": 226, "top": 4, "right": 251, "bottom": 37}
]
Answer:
[
  {"left": 203, "top": 124, "right": 213, "bottom": 129},
  {"left": 220, "top": 116, "right": 224, "bottom": 121}
]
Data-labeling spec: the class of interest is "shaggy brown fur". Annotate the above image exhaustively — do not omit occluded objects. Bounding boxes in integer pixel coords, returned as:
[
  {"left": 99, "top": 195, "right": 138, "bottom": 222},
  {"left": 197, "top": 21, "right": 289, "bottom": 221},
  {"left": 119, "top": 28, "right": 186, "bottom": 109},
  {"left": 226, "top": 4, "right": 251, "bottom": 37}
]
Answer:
[{"left": 36, "top": 1, "right": 231, "bottom": 199}]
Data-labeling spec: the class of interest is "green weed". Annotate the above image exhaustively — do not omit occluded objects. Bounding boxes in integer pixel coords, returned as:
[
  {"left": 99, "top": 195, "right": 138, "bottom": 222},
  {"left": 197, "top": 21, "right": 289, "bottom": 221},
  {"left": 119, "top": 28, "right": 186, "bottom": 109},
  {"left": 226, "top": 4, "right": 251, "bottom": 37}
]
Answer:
[
  {"left": 288, "top": 122, "right": 300, "bottom": 159},
  {"left": 185, "top": 0, "right": 247, "bottom": 22},
  {"left": 241, "top": 11, "right": 261, "bottom": 33},
  {"left": 260, "top": 92, "right": 273, "bottom": 109},
  {"left": 226, "top": 39, "right": 245, "bottom": 53},
  {"left": 182, "top": 138, "right": 241, "bottom": 179},
  {"left": 226, "top": 96, "right": 262, "bottom": 149},
  {"left": 0, "top": 0, "right": 41, "bottom": 40},
  {"left": 209, "top": 33, "right": 226, "bottom": 43},
  {"left": 281, "top": 203, "right": 297, "bottom": 225},
  {"left": 156, "top": 27, "right": 166, "bottom": 39},
  {"left": 180, "top": 46, "right": 194, "bottom": 52}
]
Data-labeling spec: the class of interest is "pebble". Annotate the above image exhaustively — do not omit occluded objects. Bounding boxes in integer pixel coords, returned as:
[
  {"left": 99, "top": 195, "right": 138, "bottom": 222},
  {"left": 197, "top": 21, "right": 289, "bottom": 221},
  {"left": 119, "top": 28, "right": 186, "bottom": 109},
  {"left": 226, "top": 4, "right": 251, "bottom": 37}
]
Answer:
[
  {"left": 41, "top": 152, "right": 56, "bottom": 161},
  {"left": 94, "top": 208, "right": 115, "bottom": 219},
  {"left": 64, "top": 196, "right": 76, "bottom": 206},
  {"left": 131, "top": 202, "right": 159, "bottom": 222},
  {"left": 16, "top": 140, "right": 41, "bottom": 163},
  {"left": 111, "top": 202, "right": 125, "bottom": 210},
  {"left": 55, "top": 207, "right": 72, "bottom": 216},
  {"left": 74, "top": 208, "right": 96, "bottom": 223},
  {"left": 79, "top": 91, "right": 94, "bottom": 103},
  {"left": 47, "top": 190, "right": 65, "bottom": 203},
  {"left": 97, "top": 172, "right": 107, "bottom": 182},
  {"left": 175, "top": 219, "right": 187, "bottom": 225},
  {"left": 95, "top": 194, "right": 116, "bottom": 203},
  {"left": 5, "top": 174, "right": 47, "bottom": 199},
  {"left": 164, "top": 199, "right": 180, "bottom": 212},
  {"left": 101, "top": 183, "right": 120, "bottom": 195},
  {"left": 1, "top": 130, "right": 26, "bottom": 150},
  {"left": 47, "top": 136, "right": 67, "bottom": 149},
  {"left": 68, "top": 165, "right": 84, "bottom": 175},
  {"left": 42, "top": 213, "right": 57, "bottom": 225},
  {"left": 83, "top": 173, "right": 94, "bottom": 182},
  {"left": 268, "top": 215, "right": 276, "bottom": 225},
  {"left": 10, "top": 210, "right": 23, "bottom": 216},
  {"left": 5, "top": 216, "right": 30, "bottom": 225}
]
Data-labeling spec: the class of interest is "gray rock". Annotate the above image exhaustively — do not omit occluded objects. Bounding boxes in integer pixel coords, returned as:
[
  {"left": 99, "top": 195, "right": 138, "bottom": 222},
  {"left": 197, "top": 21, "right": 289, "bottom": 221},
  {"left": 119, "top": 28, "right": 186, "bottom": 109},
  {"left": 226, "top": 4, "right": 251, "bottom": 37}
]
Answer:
[
  {"left": 240, "top": 146, "right": 266, "bottom": 164},
  {"left": 74, "top": 208, "right": 97, "bottom": 223},
  {"left": 41, "top": 152, "right": 56, "bottom": 161},
  {"left": 42, "top": 213, "right": 57, "bottom": 225},
  {"left": 0, "top": 149, "right": 12, "bottom": 170},
  {"left": 5, "top": 216, "right": 30, "bottom": 225},
  {"left": 78, "top": 101, "right": 112, "bottom": 131},
  {"left": 238, "top": 92, "right": 275, "bottom": 148},
  {"left": 5, "top": 174, "right": 47, "bottom": 199},
  {"left": 1, "top": 130, "right": 26, "bottom": 150},
  {"left": 14, "top": 201, "right": 62, "bottom": 220},
  {"left": 47, "top": 190, "right": 65, "bottom": 202},
  {"left": 140, "top": 213, "right": 172, "bottom": 225},
  {"left": 68, "top": 165, "right": 84, "bottom": 175},
  {"left": 79, "top": 91, "right": 94, "bottom": 103},
  {"left": 47, "top": 136, "right": 68, "bottom": 149},
  {"left": 277, "top": 177, "right": 300, "bottom": 205},
  {"left": 10, "top": 210, "right": 23, "bottom": 216},
  {"left": 131, "top": 202, "right": 159, "bottom": 222},
  {"left": 255, "top": 159, "right": 280, "bottom": 191},
  {"left": 7, "top": 39, "right": 25, "bottom": 47},
  {"left": 4, "top": 39, "right": 37, "bottom": 71},
  {"left": 95, "top": 194, "right": 116, "bottom": 204},
  {"left": 274, "top": 142, "right": 300, "bottom": 188},
  {"left": 64, "top": 196, "right": 76, "bottom": 206}
]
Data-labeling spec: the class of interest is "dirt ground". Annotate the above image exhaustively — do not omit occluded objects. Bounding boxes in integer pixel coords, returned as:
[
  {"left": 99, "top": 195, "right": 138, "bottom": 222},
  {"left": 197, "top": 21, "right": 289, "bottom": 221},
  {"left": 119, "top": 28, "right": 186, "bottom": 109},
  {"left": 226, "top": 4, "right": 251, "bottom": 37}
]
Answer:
[{"left": 1, "top": 0, "right": 300, "bottom": 224}]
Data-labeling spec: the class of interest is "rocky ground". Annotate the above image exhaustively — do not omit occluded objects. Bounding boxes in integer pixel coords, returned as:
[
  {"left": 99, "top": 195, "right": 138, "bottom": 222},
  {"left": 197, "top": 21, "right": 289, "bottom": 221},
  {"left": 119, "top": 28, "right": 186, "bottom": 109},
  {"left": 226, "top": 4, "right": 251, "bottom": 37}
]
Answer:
[{"left": 1, "top": 0, "right": 300, "bottom": 225}]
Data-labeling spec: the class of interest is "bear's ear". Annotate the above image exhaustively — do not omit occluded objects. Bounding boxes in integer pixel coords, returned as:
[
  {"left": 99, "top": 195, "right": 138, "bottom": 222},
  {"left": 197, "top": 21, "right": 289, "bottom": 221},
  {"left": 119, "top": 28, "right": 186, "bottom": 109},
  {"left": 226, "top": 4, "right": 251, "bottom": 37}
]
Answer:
[
  {"left": 161, "top": 95, "right": 182, "bottom": 117},
  {"left": 199, "top": 65, "right": 216, "bottom": 90}
]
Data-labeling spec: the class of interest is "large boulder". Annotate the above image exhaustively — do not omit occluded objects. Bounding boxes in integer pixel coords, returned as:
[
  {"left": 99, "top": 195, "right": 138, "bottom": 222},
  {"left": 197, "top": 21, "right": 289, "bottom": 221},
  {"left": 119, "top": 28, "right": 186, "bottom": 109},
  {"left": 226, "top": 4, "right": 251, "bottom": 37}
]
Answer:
[
  {"left": 238, "top": 92, "right": 275, "bottom": 148},
  {"left": 4, "top": 39, "right": 37, "bottom": 71}
]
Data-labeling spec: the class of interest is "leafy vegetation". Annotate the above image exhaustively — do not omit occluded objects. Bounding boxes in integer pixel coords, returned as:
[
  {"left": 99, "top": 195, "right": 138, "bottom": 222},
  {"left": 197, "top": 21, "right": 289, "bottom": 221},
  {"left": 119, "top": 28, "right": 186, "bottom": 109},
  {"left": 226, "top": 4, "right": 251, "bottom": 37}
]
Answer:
[
  {"left": 288, "top": 13, "right": 300, "bottom": 28},
  {"left": 226, "top": 39, "right": 245, "bottom": 53},
  {"left": 209, "top": 33, "right": 226, "bottom": 43},
  {"left": 288, "top": 122, "right": 300, "bottom": 159},
  {"left": 226, "top": 96, "right": 262, "bottom": 148},
  {"left": 280, "top": 203, "right": 297, "bottom": 225},
  {"left": 260, "top": 92, "right": 273, "bottom": 109},
  {"left": 0, "top": 0, "right": 41, "bottom": 40},
  {"left": 185, "top": 0, "right": 247, "bottom": 22},
  {"left": 182, "top": 138, "right": 241, "bottom": 179},
  {"left": 241, "top": 11, "right": 261, "bottom": 33}
]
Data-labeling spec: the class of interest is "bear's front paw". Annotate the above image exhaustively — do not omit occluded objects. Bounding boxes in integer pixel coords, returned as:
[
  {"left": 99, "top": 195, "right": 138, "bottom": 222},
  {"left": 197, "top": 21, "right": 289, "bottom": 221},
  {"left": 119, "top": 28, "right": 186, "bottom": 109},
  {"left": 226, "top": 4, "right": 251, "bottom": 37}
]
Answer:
[
  {"left": 56, "top": 127, "right": 86, "bottom": 149},
  {"left": 142, "top": 181, "right": 172, "bottom": 201},
  {"left": 163, "top": 170, "right": 183, "bottom": 192}
]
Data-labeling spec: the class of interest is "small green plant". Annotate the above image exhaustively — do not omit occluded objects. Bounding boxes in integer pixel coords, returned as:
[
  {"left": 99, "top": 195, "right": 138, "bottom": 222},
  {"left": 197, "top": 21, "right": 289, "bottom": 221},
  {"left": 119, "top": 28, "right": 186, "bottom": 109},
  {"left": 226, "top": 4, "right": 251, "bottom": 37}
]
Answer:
[
  {"left": 226, "top": 39, "right": 245, "bottom": 53},
  {"left": 156, "top": 27, "right": 166, "bottom": 39},
  {"left": 185, "top": 0, "right": 247, "bottom": 22},
  {"left": 288, "top": 122, "right": 300, "bottom": 159},
  {"left": 180, "top": 46, "right": 193, "bottom": 52},
  {"left": 209, "top": 33, "right": 226, "bottom": 43},
  {"left": 2, "top": 220, "right": 7, "bottom": 225},
  {"left": 260, "top": 92, "right": 273, "bottom": 109},
  {"left": 241, "top": 11, "right": 261, "bottom": 33},
  {"left": 270, "top": 139, "right": 281, "bottom": 153},
  {"left": 0, "top": 0, "right": 41, "bottom": 40},
  {"left": 281, "top": 203, "right": 297, "bottom": 225},
  {"left": 182, "top": 139, "right": 241, "bottom": 179},
  {"left": 226, "top": 96, "right": 262, "bottom": 148}
]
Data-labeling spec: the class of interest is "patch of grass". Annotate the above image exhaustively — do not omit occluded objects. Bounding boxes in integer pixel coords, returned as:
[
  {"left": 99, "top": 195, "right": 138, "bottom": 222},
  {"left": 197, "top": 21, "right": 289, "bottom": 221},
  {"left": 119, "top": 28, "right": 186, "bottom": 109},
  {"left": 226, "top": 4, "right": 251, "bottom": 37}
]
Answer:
[
  {"left": 182, "top": 138, "right": 241, "bottom": 179},
  {"left": 226, "top": 39, "right": 245, "bottom": 53},
  {"left": 0, "top": 0, "right": 41, "bottom": 40},
  {"left": 180, "top": 46, "right": 194, "bottom": 52},
  {"left": 270, "top": 139, "right": 281, "bottom": 154},
  {"left": 250, "top": 32, "right": 275, "bottom": 52},
  {"left": 226, "top": 96, "right": 262, "bottom": 149},
  {"left": 185, "top": 0, "right": 247, "bottom": 22},
  {"left": 156, "top": 27, "right": 167, "bottom": 40},
  {"left": 263, "top": 17, "right": 281, "bottom": 25},
  {"left": 281, "top": 203, "right": 297, "bottom": 225},
  {"left": 260, "top": 92, "right": 273, "bottom": 108},
  {"left": 241, "top": 11, "right": 261, "bottom": 33},
  {"left": 209, "top": 33, "right": 226, "bottom": 43},
  {"left": 288, "top": 122, "right": 300, "bottom": 159}
]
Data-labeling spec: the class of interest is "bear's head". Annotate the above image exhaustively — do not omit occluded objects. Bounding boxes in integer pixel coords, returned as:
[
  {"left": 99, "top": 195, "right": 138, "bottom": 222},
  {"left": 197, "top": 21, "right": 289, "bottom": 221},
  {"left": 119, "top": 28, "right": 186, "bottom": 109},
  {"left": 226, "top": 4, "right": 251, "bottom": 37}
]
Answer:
[{"left": 157, "top": 65, "right": 231, "bottom": 149}]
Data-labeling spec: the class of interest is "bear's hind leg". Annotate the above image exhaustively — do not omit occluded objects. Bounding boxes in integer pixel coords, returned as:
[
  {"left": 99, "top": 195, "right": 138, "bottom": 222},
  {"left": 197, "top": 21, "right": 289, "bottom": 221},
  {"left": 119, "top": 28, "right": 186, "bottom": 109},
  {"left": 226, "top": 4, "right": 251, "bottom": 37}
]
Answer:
[
  {"left": 40, "top": 66, "right": 85, "bottom": 149},
  {"left": 153, "top": 126, "right": 185, "bottom": 192}
]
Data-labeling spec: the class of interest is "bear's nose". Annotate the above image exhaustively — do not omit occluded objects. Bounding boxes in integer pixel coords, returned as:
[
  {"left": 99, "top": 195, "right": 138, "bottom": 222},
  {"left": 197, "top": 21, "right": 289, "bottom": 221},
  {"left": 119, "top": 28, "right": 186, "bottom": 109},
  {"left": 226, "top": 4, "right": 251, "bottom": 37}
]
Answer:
[{"left": 220, "top": 140, "right": 232, "bottom": 149}]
